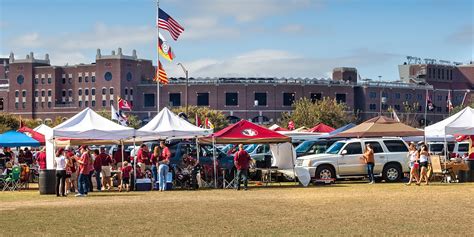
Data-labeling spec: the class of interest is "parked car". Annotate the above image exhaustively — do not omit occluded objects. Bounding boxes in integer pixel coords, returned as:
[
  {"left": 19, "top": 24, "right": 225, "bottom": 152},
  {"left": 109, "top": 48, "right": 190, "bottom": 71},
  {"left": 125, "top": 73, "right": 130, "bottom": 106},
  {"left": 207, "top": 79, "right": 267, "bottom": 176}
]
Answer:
[
  {"left": 453, "top": 142, "right": 470, "bottom": 158},
  {"left": 427, "top": 142, "right": 455, "bottom": 155},
  {"left": 144, "top": 140, "right": 235, "bottom": 178},
  {"left": 295, "top": 137, "right": 410, "bottom": 182},
  {"left": 295, "top": 139, "right": 339, "bottom": 157}
]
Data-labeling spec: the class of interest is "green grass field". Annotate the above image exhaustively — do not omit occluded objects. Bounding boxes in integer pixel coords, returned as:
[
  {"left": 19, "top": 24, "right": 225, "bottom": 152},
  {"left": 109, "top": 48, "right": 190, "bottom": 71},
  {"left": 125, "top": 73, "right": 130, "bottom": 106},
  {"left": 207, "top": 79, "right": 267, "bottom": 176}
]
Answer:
[{"left": 1, "top": 182, "right": 473, "bottom": 236}]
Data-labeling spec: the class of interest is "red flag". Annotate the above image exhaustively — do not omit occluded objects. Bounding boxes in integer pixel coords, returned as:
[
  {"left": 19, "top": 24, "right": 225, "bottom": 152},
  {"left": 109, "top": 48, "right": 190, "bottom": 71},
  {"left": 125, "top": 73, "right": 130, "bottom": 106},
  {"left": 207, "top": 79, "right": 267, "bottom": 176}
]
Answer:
[
  {"left": 118, "top": 96, "right": 132, "bottom": 110},
  {"left": 153, "top": 61, "right": 168, "bottom": 84},
  {"left": 288, "top": 121, "right": 295, "bottom": 130},
  {"left": 195, "top": 114, "right": 201, "bottom": 127}
]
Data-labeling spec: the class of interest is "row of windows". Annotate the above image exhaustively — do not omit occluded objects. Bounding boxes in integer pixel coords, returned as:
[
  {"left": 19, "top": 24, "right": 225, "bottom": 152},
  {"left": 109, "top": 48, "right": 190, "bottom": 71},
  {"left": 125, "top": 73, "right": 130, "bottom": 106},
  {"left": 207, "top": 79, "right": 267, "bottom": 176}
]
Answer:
[
  {"left": 428, "top": 68, "right": 453, "bottom": 80},
  {"left": 145, "top": 92, "right": 346, "bottom": 108},
  {"left": 78, "top": 100, "right": 115, "bottom": 108}
]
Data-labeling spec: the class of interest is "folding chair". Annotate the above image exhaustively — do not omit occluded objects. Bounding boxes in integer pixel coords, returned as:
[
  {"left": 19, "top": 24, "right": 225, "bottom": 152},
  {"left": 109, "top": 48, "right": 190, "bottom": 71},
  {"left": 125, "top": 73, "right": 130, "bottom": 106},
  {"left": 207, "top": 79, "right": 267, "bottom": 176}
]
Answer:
[
  {"left": 429, "top": 155, "right": 449, "bottom": 183},
  {"left": 222, "top": 169, "right": 237, "bottom": 189},
  {"left": 3, "top": 166, "right": 21, "bottom": 191}
]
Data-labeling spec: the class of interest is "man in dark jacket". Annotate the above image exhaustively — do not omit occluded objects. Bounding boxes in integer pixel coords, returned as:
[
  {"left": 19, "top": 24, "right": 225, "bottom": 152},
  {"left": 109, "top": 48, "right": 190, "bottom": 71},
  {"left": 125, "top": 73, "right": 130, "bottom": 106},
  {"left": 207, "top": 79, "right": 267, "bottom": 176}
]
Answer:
[{"left": 234, "top": 144, "right": 251, "bottom": 191}]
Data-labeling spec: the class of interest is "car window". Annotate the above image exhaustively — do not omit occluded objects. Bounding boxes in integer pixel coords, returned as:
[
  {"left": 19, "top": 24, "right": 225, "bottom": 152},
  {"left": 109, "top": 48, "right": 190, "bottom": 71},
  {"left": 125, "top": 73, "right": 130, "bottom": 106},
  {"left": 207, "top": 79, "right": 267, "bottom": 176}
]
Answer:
[
  {"left": 296, "top": 141, "right": 315, "bottom": 153},
  {"left": 458, "top": 144, "right": 469, "bottom": 152},
  {"left": 365, "top": 141, "right": 384, "bottom": 153},
  {"left": 344, "top": 142, "right": 362, "bottom": 155},
  {"left": 383, "top": 140, "right": 408, "bottom": 152},
  {"left": 309, "top": 143, "right": 329, "bottom": 154},
  {"left": 263, "top": 145, "right": 270, "bottom": 153},
  {"left": 326, "top": 142, "right": 345, "bottom": 154}
]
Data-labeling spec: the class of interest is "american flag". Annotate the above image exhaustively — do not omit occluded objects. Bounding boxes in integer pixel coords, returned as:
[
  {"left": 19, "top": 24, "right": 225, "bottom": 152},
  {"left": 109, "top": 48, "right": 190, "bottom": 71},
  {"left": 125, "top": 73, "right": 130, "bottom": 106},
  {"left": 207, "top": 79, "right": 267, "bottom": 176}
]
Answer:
[
  {"left": 158, "top": 8, "right": 184, "bottom": 41},
  {"left": 154, "top": 61, "right": 168, "bottom": 84}
]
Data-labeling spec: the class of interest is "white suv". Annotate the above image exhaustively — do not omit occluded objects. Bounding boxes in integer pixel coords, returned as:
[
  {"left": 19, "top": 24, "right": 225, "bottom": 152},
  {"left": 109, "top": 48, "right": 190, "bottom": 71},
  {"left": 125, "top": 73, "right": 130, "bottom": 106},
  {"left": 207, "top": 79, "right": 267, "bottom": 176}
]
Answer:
[{"left": 295, "top": 138, "right": 410, "bottom": 182}]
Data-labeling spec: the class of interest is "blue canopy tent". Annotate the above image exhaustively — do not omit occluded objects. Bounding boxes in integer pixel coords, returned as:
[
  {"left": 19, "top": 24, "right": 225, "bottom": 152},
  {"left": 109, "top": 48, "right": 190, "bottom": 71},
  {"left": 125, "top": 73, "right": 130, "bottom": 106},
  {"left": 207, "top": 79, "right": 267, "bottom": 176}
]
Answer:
[
  {"left": 328, "top": 123, "right": 356, "bottom": 136},
  {"left": 0, "top": 130, "right": 41, "bottom": 147}
]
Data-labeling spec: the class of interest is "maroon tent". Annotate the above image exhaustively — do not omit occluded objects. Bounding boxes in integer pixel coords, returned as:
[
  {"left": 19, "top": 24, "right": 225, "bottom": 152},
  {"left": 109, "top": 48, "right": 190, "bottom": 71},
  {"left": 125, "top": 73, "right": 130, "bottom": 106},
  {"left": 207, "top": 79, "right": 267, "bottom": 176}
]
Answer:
[
  {"left": 307, "top": 123, "right": 335, "bottom": 133},
  {"left": 200, "top": 120, "right": 291, "bottom": 144},
  {"left": 17, "top": 126, "right": 45, "bottom": 145}
]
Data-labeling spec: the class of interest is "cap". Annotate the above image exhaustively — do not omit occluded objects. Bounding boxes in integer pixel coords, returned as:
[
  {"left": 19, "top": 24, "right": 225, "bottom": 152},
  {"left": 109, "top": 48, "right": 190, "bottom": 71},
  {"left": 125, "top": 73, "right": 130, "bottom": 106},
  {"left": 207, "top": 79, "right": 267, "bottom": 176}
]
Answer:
[
  {"left": 80, "top": 145, "right": 88, "bottom": 150},
  {"left": 65, "top": 145, "right": 72, "bottom": 151}
]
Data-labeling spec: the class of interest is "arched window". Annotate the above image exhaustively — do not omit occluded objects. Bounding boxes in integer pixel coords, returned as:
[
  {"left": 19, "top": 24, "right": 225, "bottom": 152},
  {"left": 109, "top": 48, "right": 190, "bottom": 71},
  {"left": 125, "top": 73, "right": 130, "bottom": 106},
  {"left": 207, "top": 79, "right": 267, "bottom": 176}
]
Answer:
[
  {"left": 15, "top": 90, "right": 19, "bottom": 97},
  {"left": 91, "top": 88, "right": 96, "bottom": 96},
  {"left": 102, "top": 87, "right": 107, "bottom": 94},
  {"left": 125, "top": 87, "right": 128, "bottom": 95},
  {"left": 109, "top": 88, "right": 114, "bottom": 95},
  {"left": 78, "top": 88, "right": 82, "bottom": 96}
]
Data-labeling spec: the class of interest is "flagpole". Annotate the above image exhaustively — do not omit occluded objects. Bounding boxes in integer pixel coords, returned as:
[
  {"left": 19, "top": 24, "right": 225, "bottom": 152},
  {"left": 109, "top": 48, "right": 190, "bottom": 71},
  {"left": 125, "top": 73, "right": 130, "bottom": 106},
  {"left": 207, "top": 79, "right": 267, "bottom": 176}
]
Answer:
[
  {"left": 424, "top": 87, "right": 428, "bottom": 143},
  {"left": 156, "top": 0, "right": 160, "bottom": 113}
]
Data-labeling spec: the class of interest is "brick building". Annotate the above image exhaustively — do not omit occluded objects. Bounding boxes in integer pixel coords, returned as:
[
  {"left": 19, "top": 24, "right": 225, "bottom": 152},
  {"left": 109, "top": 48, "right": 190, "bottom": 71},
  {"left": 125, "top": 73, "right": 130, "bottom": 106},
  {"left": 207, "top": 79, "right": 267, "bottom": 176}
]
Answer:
[{"left": 0, "top": 50, "right": 472, "bottom": 126}]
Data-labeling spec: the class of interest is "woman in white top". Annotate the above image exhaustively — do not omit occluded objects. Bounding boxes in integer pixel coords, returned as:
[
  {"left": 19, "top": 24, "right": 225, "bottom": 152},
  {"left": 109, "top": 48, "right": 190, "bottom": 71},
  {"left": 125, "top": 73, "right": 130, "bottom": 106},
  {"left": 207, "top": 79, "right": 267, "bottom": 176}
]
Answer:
[
  {"left": 417, "top": 144, "right": 430, "bottom": 185},
  {"left": 405, "top": 142, "right": 419, "bottom": 185},
  {"left": 54, "top": 148, "right": 67, "bottom": 197}
]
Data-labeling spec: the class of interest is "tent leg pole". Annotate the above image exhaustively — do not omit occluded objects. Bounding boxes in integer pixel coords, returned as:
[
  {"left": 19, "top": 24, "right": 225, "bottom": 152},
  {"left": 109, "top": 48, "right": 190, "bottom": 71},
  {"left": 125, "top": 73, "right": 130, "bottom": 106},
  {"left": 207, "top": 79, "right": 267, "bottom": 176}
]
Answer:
[
  {"left": 213, "top": 137, "right": 217, "bottom": 189},
  {"left": 133, "top": 137, "right": 136, "bottom": 191}
]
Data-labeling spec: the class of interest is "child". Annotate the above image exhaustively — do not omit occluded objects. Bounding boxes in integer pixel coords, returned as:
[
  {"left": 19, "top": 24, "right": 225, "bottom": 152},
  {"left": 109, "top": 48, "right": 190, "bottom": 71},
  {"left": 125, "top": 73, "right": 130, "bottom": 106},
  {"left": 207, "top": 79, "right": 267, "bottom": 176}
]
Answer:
[{"left": 120, "top": 161, "right": 133, "bottom": 192}]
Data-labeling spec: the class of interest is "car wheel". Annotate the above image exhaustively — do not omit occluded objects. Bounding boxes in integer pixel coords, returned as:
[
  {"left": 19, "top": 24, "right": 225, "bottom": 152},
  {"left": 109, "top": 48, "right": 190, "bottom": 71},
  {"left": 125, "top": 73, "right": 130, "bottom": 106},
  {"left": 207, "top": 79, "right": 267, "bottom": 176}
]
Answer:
[
  {"left": 315, "top": 165, "right": 335, "bottom": 180},
  {"left": 383, "top": 163, "right": 402, "bottom": 182}
]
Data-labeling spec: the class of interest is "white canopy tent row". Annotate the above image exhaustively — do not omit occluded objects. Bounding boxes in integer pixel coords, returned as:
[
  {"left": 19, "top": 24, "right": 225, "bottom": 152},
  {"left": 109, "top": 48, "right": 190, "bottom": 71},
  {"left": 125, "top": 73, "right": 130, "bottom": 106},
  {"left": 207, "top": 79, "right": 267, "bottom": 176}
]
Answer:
[{"left": 424, "top": 106, "right": 474, "bottom": 163}]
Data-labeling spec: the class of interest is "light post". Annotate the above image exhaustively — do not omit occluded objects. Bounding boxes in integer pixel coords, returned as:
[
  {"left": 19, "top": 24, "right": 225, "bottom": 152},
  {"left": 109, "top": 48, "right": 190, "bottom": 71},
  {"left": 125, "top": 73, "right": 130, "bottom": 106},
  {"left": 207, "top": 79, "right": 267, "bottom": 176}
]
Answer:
[
  {"left": 378, "top": 76, "right": 386, "bottom": 116},
  {"left": 177, "top": 63, "right": 189, "bottom": 115}
]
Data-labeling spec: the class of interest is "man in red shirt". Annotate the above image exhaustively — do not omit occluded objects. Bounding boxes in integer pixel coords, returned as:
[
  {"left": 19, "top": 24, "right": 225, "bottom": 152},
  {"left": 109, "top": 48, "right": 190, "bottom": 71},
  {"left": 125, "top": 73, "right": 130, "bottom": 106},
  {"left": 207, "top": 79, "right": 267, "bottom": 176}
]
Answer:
[
  {"left": 98, "top": 147, "right": 113, "bottom": 190},
  {"left": 234, "top": 144, "right": 251, "bottom": 191},
  {"left": 136, "top": 144, "right": 150, "bottom": 173},
  {"left": 75, "top": 145, "right": 90, "bottom": 197},
  {"left": 36, "top": 147, "right": 47, "bottom": 170},
  {"left": 120, "top": 161, "right": 133, "bottom": 192}
]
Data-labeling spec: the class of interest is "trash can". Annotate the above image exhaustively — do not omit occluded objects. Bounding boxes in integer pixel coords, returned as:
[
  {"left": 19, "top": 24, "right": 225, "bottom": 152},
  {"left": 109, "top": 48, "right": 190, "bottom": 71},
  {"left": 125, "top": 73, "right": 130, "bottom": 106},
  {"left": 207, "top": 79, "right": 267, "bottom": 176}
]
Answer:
[
  {"left": 39, "top": 169, "right": 56, "bottom": 195},
  {"left": 468, "top": 160, "right": 474, "bottom": 182}
]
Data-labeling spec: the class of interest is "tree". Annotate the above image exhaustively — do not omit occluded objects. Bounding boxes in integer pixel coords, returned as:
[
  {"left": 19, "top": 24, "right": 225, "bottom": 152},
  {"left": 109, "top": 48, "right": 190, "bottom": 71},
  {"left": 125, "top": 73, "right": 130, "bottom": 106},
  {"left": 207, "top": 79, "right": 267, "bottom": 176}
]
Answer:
[
  {"left": 451, "top": 94, "right": 474, "bottom": 114},
  {"left": 0, "top": 113, "right": 19, "bottom": 133},
  {"left": 387, "top": 101, "right": 421, "bottom": 128},
  {"left": 172, "top": 106, "right": 228, "bottom": 131},
  {"left": 280, "top": 97, "right": 356, "bottom": 129}
]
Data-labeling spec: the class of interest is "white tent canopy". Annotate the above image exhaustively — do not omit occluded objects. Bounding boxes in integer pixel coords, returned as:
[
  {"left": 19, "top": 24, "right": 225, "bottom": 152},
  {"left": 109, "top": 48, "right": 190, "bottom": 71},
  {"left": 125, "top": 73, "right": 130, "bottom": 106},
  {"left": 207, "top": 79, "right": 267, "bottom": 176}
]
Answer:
[
  {"left": 425, "top": 107, "right": 474, "bottom": 137},
  {"left": 137, "top": 107, "right": 212, "bottom": 140},
  {"left": 52, "top": 108, "right": 136, "bottom": 140}
]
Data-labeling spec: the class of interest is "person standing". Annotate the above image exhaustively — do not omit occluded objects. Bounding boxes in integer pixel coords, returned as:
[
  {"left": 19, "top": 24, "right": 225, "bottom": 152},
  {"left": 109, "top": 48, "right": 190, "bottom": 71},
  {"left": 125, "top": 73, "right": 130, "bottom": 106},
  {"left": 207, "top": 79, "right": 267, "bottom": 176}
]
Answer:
[
  {"left": 150, "top": 146, "right": 161, "bottom": 190},
  {"left": 92, "top": 149, "right": 102, "bottom": 191},
  {"left": 234, "top": 144, "right": 251, "bottom": 191},
  {"left": 24, "top": 147, "right": 33, "bottom": 166},
  {"left": 75, "top": 146, "right": 90, "bottom": 197},
  {"left": 87, "top": 150, "right": 95, "bottom": 193},
  {"left": 406, "top": 142, "right": 420, "bottom": 185},
  {"left": 120, "top": 161, "right": 133, "bottom": 192},
  {"left": 158, "top": 141, "right": 171, "bottom": 191},
  {"left": 417, "top": 144, "right": 431, "bottom": 185},
  {"left": 54, "top": 148, "right": 67, "bottom": 197},
  {"left": 361, "top": 143, "right": 375, "bottom": 184},
  {"left": 98, "top": 147, "right": 113, "bottom": 190},
  {"left": 36, "top": 147, "right": 47, "bottom": 170}
]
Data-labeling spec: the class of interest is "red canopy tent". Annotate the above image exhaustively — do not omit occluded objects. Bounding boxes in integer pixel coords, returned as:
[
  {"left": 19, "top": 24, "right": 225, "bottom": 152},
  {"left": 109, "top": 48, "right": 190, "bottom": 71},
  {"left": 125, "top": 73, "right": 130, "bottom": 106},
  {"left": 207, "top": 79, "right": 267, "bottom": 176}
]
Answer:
[
  {"left": 307, "top": 123, "right": 335, "bottom": 133},
  {"left": 200, "top": 120, "right": 291, "bottom": 144},
  {"left": 17, "top": 126, "right": 45, "bottom": 145}
]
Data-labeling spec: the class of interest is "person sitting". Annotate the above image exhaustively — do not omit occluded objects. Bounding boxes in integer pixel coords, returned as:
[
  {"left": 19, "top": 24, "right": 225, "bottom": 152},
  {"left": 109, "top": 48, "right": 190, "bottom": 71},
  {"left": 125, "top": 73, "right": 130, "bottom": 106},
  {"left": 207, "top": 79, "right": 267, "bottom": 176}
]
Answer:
[{"left": 1, "top": 162, "right": 13, "bottom": 178}]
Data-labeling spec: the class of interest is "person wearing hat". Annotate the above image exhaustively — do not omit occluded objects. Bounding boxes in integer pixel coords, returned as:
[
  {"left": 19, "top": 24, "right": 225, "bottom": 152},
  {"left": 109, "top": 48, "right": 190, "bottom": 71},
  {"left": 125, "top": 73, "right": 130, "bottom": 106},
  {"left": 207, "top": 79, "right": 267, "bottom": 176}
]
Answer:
[{"left": 75, "top": 145, "right": 90, "bottom": 197}]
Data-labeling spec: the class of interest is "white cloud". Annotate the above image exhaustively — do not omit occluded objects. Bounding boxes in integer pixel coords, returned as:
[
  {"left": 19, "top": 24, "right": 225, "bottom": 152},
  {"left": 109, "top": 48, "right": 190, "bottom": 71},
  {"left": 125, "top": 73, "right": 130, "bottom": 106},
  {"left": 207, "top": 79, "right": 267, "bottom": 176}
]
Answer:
[
  {"left": 446, "top": 24, "right": 474, "bottom": 45},
  {"left": 7, "top": 23, "right": 155, "bottom": 65},
  {"left": 187, "top": 0, "right": 321, "bottom": 23},
  {"left": 180, "top": 17, "right": 240, "bottom": 40},
  {"left": 167, "top": 48, "right": 398, "bottom": 78},
  {"left": 280, "top": 24, "right": 306, "bottom": 34}
]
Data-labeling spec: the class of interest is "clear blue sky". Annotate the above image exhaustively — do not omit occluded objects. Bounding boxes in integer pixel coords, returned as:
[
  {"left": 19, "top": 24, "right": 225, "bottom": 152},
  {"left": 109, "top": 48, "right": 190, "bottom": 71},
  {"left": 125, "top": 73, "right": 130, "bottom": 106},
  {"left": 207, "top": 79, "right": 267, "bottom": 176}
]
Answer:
[{"left": 0, "top": 0, "right": 472, "bottom": 80}]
